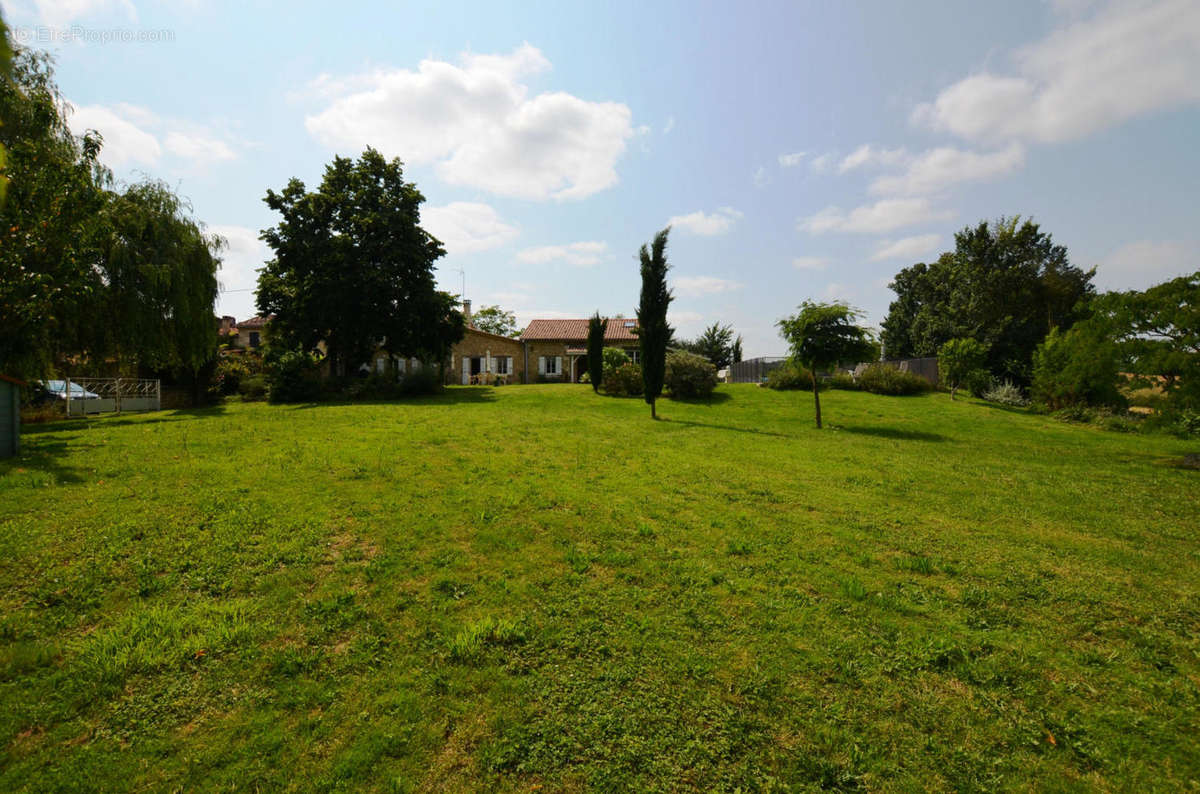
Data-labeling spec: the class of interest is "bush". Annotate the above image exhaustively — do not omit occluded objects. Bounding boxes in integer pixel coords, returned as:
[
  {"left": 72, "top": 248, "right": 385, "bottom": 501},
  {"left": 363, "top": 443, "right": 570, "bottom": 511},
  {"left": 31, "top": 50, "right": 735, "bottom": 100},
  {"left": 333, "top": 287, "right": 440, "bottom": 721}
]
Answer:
[
  {"left": 238, "top": 375, "right": 268, "bottom": 401},
  {"left": 1031, "top": 326, "right": 1125, "bottom": 410},
  {"left": 963, "top": 369, "right": 993, "bottom": 398},
  {"left": 765, "top": 363, "right": 814, "bottom": 390},
  {"left": 398, "top": 366, "right": 442, "bottom": 396},
  {"left": 578, "top": 371, "right": 591, "bottom": 384},
  {"left": 981, "top": 379, "right": 1028, "bottom": 407},
  {"left": 603, "top": 363, "right": 643, "bottom": 396},
  {"left": 664, "top": 351, "right": 718, "bottom": 399},
  {"left": 602, "top": 347, "right": 631, "bottom": 379},
  {"left": 856, "top": 364, "right": 933, "bottom": 396},
  {"left": 265, "top": 349, "right": 323, "bottom": 403},
  {"left": 828, "top": 373, "right": 858, "bottom": 391}
]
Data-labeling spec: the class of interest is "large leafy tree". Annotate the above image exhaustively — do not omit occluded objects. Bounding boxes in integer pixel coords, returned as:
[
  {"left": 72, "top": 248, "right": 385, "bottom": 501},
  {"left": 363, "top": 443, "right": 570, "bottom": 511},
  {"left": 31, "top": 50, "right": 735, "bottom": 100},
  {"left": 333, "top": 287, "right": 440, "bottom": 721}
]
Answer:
[
  {"left": 1096, "top": 270, "right": 1199, "bottom": 410},
  {"left": 586, "top": 312, "right": 606, "bottom": 393},
  {"left": 637, "top": 228, "right": 672, "bottom": 419},
  {"left": 881, "top": 217, "right": 1094, "bottom": 384},
  {"left": 257, "top": 148, "right": 463, "bottom": 374},
  {"left": 471, "top": 304, "right": 519, "bottom": 338},
  {"left": 778, "top": 301, "right": 875, "bottom": 428}
]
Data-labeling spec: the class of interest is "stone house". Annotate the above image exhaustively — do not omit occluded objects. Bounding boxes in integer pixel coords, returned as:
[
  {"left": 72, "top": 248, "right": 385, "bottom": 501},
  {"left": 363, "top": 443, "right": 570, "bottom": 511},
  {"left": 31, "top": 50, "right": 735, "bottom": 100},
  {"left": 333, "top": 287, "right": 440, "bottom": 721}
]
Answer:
[
  {"left": 234, "top": 315, "right": 272, "bottom": 350},
  {"left": 520, "top": 317, "right": 640, "bottom": 383}
]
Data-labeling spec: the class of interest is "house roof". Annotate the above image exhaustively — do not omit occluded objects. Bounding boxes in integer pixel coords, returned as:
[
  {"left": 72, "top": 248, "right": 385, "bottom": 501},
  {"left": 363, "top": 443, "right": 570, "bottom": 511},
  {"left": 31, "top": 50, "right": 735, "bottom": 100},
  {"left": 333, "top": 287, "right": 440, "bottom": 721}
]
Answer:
[
  {"left": 237, "top": 315, "right": 273, "bottom": 329},
  {"left": 521, "top": 318, "right": 639, "bottom": 342},
  {"left": 0, "top": 374, "right": 27, "bottom": 387},
  {"left": 464, "top": 324, "right": 523, "bottom": 344}
]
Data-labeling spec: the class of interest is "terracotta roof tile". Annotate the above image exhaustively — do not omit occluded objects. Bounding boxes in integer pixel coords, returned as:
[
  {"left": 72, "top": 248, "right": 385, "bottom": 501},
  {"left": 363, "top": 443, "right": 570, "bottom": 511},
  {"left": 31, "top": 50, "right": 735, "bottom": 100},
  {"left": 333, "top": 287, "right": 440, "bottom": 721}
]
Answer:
[
  {"left": 521, "top": 318, "right": 639, "bottom": 342},
  {"left": 237, "top": 315, "right": 273, "bottom": 329}
]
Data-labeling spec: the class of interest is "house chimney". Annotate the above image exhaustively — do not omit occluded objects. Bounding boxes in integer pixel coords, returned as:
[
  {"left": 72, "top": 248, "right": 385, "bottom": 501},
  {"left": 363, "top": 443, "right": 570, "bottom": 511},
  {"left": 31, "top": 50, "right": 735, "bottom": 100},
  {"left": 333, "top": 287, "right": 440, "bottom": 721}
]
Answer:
[{"left": 463, "top": 299, "right": 472, "bottom": 325}]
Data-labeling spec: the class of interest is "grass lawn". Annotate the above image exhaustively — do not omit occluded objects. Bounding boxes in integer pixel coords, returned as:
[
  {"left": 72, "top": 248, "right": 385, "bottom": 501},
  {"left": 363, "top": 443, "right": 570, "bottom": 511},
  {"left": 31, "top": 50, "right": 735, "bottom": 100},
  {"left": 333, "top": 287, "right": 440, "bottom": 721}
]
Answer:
[{"left": 1, "top": 384, "right": 1197, "bottom": 792}]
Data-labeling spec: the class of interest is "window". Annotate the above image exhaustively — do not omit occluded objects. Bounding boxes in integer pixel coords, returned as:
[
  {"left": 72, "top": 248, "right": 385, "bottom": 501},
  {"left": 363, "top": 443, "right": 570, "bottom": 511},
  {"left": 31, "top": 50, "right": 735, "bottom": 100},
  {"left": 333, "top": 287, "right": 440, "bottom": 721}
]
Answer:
[
  {"left": 542, "top": 356, "right": 559, "bottom": 375},
  {"left": 496, "top": 356, "right": 511, "bottom": 375},
  {"left": 629, "top": 349, "right": 641, "bottom": 364},
  {"left": 249, "top": 331, "right": 260, "bottom": 348}
]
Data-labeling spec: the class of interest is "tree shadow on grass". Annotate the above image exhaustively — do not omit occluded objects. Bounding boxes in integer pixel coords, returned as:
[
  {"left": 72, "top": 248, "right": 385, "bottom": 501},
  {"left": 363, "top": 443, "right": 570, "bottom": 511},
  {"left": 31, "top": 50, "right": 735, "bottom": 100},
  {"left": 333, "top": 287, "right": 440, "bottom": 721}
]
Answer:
[
  {"left": 287, "top": 387, "right": 500, "bottom": 409},
  {"left": 658, "top": 417, "right": 792, "bottom": 439},
  {"left": 0, "top": 439, "right": 89, "bottom": 484},
  {"left": 20, "top": 404, "right": 227, "bottom": 434},
  {"left": 838, "top": 425, "right": 950, "bottom": 443},
  {"left": 667, "top": 391, "right": 733, "bottom": 406}
]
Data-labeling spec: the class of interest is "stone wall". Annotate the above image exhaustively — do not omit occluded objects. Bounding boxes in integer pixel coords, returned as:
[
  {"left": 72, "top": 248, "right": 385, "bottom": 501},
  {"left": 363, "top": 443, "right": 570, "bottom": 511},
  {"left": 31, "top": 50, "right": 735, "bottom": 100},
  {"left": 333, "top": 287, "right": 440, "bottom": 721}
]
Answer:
[{"left": 449, "top": 329, "right": 526, "bottom": 384}]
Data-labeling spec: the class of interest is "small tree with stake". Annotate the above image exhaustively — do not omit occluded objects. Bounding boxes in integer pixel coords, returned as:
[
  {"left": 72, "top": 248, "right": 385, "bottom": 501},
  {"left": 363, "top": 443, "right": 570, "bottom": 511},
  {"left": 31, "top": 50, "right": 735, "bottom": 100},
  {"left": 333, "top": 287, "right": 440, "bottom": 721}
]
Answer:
[
  {"left": 586, "top": 312, "right": 606, "bottom": 393},
  {"left": 778, "top": 301, "right": 875, "bottom": 428},
  {"left": 938, "top": 337, "right": 988, "bottom": 400},
  {"left": 637, "top": 227, "right": 672, "bottom": 419}
]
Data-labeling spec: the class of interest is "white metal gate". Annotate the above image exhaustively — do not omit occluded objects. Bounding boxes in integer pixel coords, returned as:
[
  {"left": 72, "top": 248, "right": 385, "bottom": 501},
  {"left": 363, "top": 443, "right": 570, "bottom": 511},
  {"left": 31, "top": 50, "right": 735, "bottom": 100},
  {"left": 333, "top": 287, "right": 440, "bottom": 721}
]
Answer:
[{"left": 63, "top": 378, "right": 161, "bottom": 416}]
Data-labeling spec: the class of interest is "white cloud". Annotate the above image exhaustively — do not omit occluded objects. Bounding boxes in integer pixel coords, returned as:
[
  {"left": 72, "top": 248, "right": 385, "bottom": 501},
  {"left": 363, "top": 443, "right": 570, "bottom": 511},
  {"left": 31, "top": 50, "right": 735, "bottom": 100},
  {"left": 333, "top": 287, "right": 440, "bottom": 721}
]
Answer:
[
  {"left": 823, "top": 282, "right": 851, "bottom": 301},
  {"left": 1097, "top": 239, "right": 1194, "bottom": 290},
  {"left": 304, "top": 44, "right": 634, "bottom": 200},
  {"left": 753, "top": 166, "right": 770, "bottom": 187},
  {"left": 663, "top": 116, "right": 676, "bottom": 134},
  {"left": 67, "top": 102, "right": 241, "bottom": 170},
  {"left": 778, "top": 151, "right": 807, "bottom": 167},
  {"left": 869, "top": 144, "right": 1025, "bottom": 195},
  {"left": 839, "top": 144, "right": 909, "bottom": 172},
  {"left": 800, "top": 198, "right": 953, "bottom": 235},
  {"left": 809, "top": 153, "right": 834, "bottom": 173},
  {"left": 516, "top": 241, "right": 607, "bottom": 266},
  {"left": 673, "top": 275, "right": 743, "bottom": 297},
  {"left": 668, "top": 310, "right": 704, "bottom": 333},
  {"left": 870, "top": 234, "right": 942, "bottom": 261},
  {"left": 667, "top": 207, "right": 743, "bottom": 236},
  {"left": 28, "top": 0, "right": 137, "bottom": 28},
  {"left": 422, "top": 202, "right": 519, "bottom": 254},
  {"left": 164, "top": 131, "right": 237, "bottom": 162},
  {"left": 914, "top": 0, "right": 1200, "bottom": 143},
  {"left": 68, "top": 104, "right": 161, "bottom": 167},
  {"left": 792, "top": 256, "right": 829, "bottom": 270}
]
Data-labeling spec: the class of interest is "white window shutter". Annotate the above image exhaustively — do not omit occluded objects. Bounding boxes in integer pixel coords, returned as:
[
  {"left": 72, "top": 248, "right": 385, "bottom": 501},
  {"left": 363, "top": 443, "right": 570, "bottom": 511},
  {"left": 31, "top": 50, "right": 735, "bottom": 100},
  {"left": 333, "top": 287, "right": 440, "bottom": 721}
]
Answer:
[
  {"left": 538, "top": 356, "right": 545, "bottom": 375},
  {"left": 507, "top": 356, "right": 513, "bottom": 375},
  {"left": 556, "top": 356, "right": 562, "bottom": 376}
]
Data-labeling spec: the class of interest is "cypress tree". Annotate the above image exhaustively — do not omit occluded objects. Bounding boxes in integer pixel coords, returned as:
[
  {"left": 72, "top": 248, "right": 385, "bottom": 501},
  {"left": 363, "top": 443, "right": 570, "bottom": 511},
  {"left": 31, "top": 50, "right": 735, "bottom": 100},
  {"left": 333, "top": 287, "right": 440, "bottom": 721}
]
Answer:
[
  {"left": 637, "top": 228, "right": 672, "bottom": 419},
  {"left": 586, "top": 312, "right": 606, "bottom": 392}
]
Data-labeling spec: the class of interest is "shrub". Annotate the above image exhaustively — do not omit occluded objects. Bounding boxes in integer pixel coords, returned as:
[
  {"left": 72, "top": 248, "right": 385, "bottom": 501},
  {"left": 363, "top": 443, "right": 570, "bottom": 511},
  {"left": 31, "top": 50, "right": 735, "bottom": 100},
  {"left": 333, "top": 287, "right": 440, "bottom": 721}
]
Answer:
[
  {"left": 964, "top": 369, "right": 993, "bottom": 398},
  {"left": 238, "top": 375, "right": 268, "bottom": 401},
  {"left": 602, "top": 347, "right": 631, "bottom": 378},
  {"left": 938, "top": 338, "right": 989, "bottom": 399},
  {"left": 603, "top": 363, "right": 643, "bottom": 396},
  {"left": 578, "top": 371, "right": 591, "bottom": 384},
  {"left": 828, "top": 373, "right": 858, "bottom": 391},
  {"left": 398, "top": 366, "right": 442, "bottom": 396},
  {"left": 1031, "top": 326, "right": 1125, "bottom": 410},
  {"left": 856, "top": 364, "right": 933, "bottom": 395},
  {"left": 765, "top": 363, "right": 814, "bottom": 391},
  {"left": 981, "top": 379, "right": 1028, "bottom": 407},
  {"left": 265, "top": 349, "right": 323, "bottom": 403},
  {"left": 664, "top": 351, "right": 718, "bottom": 399}
]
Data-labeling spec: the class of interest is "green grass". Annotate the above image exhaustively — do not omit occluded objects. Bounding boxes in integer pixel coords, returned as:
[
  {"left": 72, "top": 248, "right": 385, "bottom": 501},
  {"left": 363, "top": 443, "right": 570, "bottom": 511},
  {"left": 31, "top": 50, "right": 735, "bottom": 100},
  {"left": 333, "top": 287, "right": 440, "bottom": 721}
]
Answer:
[{"left": 1, "top": 385, "right": 1197, "bottom": 792}]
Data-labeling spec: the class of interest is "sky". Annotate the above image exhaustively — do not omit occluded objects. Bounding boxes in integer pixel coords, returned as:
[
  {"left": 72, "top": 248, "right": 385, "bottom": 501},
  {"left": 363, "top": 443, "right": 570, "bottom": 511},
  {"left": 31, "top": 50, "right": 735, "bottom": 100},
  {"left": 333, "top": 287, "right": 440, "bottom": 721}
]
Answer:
[{"left": 4, "top": 0, "right": 1198, "bottom": 356}]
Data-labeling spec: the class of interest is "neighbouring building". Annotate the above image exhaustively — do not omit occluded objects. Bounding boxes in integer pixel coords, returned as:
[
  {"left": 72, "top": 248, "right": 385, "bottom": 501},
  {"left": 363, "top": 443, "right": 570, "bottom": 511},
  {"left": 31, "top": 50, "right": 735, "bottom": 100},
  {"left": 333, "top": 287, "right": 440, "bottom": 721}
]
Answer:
[
  {"left": 444, "top": 300, "right": 527, "bottom": 384},
  {"left": 520, "top": 317, "right": 640, "bottom": 383},
  {"left": 235, "top": 315, "right": 272, "bottom": 350},
  {"left": 1, "top": 374, "right": 24, "bottom": 458}
]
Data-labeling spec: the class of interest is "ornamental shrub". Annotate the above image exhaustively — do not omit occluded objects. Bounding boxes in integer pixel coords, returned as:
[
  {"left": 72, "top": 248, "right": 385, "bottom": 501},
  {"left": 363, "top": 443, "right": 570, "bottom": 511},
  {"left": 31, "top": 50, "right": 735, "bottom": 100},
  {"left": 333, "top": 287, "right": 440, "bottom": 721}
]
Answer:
[
  {"left": 1031, "top": 326, "right": 1125, "bottom": 410},
  {"left": 603, "top": 363, "right": 643, "bottom": 396},
  {"left": 602, "top": 347, "right": 631, "bottom": 378},
  {"left": 265, "top": 348, "right": 323, "bottom": 403},
  {"left": 765, "top": 363, "right": 814, "bottom": 390},
  {"left": 856, "top": 364, "right": 933, "bottom": 396},
  {"left": 981, "top": 379, "right": 1028, "bottom": 407},
  {"left": 828, "top": 373, "right": 858, "bottom": 391},
  {"left": 664, "top": 351, "right": 718, "bottom": 398}
]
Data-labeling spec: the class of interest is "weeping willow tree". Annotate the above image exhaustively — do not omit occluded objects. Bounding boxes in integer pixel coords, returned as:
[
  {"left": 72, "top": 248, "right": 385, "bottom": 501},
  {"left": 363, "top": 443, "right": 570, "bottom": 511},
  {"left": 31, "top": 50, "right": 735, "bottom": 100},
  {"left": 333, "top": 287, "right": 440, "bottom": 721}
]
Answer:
[
  {"left": 98, "top": 181, "right": 223, "bottom": 375},
  {"left": 0, "top": 38, "right": 221, "bottom": 381}
]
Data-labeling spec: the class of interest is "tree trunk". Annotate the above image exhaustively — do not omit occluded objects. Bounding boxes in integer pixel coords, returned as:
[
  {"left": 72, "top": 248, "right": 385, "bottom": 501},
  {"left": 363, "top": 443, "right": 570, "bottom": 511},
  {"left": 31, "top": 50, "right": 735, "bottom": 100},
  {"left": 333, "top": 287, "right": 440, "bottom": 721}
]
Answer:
[
  {"left": 812, "top": 377, "right": 822, "bottom": 429},
  {"left": 650, "top": 398, "right": 657, "bottom": 420},
  {"left": 950, "top": 385, "right": 957, "bottom": 401}
]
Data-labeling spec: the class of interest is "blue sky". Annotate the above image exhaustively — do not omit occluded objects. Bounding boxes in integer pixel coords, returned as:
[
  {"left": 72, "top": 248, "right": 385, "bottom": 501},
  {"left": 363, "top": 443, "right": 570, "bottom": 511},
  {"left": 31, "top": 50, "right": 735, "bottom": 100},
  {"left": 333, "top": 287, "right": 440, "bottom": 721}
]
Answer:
[{"left": 4, "top": 0, "right": 1198, "bottom": 356}]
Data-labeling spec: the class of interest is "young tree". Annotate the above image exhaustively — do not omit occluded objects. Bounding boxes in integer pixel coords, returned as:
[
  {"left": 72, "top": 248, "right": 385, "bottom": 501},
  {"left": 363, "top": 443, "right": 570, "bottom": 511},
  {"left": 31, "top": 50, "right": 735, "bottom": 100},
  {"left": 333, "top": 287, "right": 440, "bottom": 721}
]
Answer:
[
  {"left": 637, "top": 227, "right": 672, "bottom": 418},
  {"left": 777, "top": 301, "right": 875, "bottom": 428},
  {"left": 938, "top": 338, "right": 989, "bottom": 400},
  {"left": 471, "top": 304, "right": 519, "bottom": 337},
  {"left": 257, "top": 148, "right": 463, "bottom": 374},
  {"left": 731, "top": 335, "right": 743, "bottom": 364},
  {"left": 586, "top": 312, "right": 606, "bottom": 392}
]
